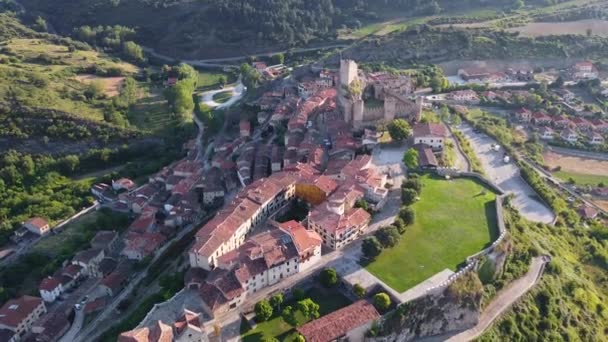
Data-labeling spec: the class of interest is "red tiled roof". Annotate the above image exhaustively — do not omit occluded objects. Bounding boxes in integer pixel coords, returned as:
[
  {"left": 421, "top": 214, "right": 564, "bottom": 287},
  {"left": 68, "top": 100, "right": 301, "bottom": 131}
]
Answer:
[
  {"left": 118, "top": 320, "right": 173, "bottom": 342},
  {"left": 25, "top": 217, "right": 48, "bottom": 229},
  {"left": 39, "top": 277, "right": 61, "bottom": 292},
  {"left": 279, "top": 221, "right": 322, "bottom": 255},
  {"left": 123, "top": 232, "right": 166, "bottom": 258},
  {"left": 101, "top": 269, "right": 129, "bottom": 292},
  {"left": 0, "top": 296, "right": 43, "bottom": 329},
  {"left": 413, "top": 122, "right": 446, "bottom": 138},
  {"left": 297, "top": 300, "right": 380, "bottom": 342},
  {"left": 61, "top": 264, "right": 83, "bottom": 278},
  {"left": 84, "top": 297, "right": 107, "bottom": 314}
]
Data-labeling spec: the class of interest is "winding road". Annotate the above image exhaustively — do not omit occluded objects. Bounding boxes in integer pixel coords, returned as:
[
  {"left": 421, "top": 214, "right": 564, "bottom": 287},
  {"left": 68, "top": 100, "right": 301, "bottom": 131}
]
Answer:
[
  {"left": 446, "top": 256, "right": 550, "bottom": 342},
  {"left": 200, "top": 81, "right": 245, "bottom": 109}
]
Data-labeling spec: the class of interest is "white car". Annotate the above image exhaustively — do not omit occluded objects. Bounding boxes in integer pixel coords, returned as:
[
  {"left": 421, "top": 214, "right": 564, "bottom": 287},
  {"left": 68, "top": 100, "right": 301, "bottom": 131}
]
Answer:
[{"left": 74, "top": 303, "right": 82, "bottom": 310}]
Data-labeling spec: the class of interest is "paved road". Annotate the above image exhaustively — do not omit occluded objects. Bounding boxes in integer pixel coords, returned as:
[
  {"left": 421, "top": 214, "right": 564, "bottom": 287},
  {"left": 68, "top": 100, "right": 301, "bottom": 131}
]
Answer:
[
  {"left": 546, "top": 145, "right": 608, "bottom": 161},
  {"left": 458, "top": 123, "right": 555, "bottom": 224},
  {"left": 59, "top": 307, "right": 84, "bottom": 342},
  {"left": 446, "top": 256, "right": 549, "bottom": 342},
  {"left": 200, "top": 80, "right": 245, "bottom": 109},
  {"left": 142, "top": 44, "right": 348, "bottom": 67}
]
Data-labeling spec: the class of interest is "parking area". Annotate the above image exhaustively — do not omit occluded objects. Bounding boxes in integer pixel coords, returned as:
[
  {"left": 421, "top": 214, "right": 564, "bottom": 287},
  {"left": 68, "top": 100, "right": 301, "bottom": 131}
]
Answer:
[{"left": 458, "top": 123, "right": 555, "bottom": 224}]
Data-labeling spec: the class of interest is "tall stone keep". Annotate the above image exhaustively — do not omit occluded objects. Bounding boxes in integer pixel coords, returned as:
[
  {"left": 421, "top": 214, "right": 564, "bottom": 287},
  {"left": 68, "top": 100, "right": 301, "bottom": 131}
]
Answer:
[
  {"left": 384, "top": 96, "right": 397, "bottom": 121},
  {"left": 340, "top": 59, "right": 358, "bottom": 86}
]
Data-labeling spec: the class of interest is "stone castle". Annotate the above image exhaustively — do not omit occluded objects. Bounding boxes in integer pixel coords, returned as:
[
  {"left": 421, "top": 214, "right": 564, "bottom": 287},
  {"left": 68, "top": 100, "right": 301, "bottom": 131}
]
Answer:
[{"left": 338, "top": 59, "right": 422, "bottom": 127}]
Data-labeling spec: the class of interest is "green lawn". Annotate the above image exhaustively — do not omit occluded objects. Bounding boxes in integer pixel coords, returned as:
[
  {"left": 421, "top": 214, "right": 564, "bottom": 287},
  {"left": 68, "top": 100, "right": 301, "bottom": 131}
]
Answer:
[
  {"left": 366, "top": 175, "right": 499, "bottom": 292},
  {"left": 241, "top": 287, "right": 352, "bottom": 342},
  {"left": 554, "top": 170, "right": 608, "bottom": 187},
  {"left": 212, "top": 90, "right": 233, "bottom": 104},
  {"left": 197, "top": 71, "right": 235, "bottom": 91}
]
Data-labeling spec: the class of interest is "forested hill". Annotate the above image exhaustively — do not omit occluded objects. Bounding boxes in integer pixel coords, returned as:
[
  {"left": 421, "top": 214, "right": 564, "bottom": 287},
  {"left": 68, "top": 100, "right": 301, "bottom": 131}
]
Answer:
[{"left": 17, "top": 0, "right": 541, "bottom": 59}]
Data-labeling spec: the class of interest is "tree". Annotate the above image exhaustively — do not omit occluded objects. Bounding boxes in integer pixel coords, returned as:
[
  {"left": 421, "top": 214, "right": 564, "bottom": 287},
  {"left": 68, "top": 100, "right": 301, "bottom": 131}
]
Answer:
[
  {"left": 401, "top": 188, "right": 418, "bottom": 206},
  {"left": 374, "top": 226, "right": 401, "bottom": 248},
  {"left": 84, "top": 81, "right": 105, "bottom": 99},
  {"left": 273, "top": 53, "right": 285, "bottom": 65},
  {"left": 294, "top": 335, "right": 305, "bottom": 342},
  {"left": 439, "top": 106, "right": 450, "bottom": 121},
  {"left": 282, "top": 306, "right": 298, "bottom": 326},
  {"left": 34, "top": 16, "right": 47, "bottom": 32},
  {"left": 514, "top": 0, "right": 524, "bottom": 9},
  {"left": 399, "top": 206, "right": 415, "bottom": 226},
  {"left": 270, "top": 293, "right": 284, "bottom": 311},
  {"left": 392, "top": 218, "right": 406, "bottom": 234},
  {"left": 218, "top": 75, "right": 227, "bottom": 86},
  {"left": 451, "top": 114, "right": 462, "bottom": 126},
  {"left": 353, "top": 284, "right": 366, "bottom": 298},
  {"left": 355, "top": 199, "right": 371, "bottom": 213},
  {"left": 387, "top": 119, "right": 412, "bottom": 141},
  {"left": 373, "top": 293, "right": 391, "bottom": 311},
  {"left": 122, "top": 41, "right": 144, "bottom": 63},
  {"left": 297, "top": 298, "right": 320, "bottom": 320},
  {"left": 402, "top": 178, "right": 422, "bottom": 194},
  {"left": 402, "top": 149, "right": 418, "bottom": 170},
  {"left": 553, "top": 76, "right": 565, "bottom": 88},
  {"left": 254, "top": 300, "right": 273, "bottom": 322},
  {"left": 362, "top": 236, "right": 383, "bottom": 259},
  {"left": 320, "top": 268, "right": 338, "bottom": 288},
  {"left": 430, "top": 75, "right": 448, "bottom": 92}
]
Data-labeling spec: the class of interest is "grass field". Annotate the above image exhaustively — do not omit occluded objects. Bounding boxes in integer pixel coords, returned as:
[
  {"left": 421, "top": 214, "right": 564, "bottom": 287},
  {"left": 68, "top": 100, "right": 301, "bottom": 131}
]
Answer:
[
  {"left": 241, "top": 287, "right": 352, "bottom": 342},
  {"left": 212, "top": 90, "right": 233, "bottom": 104},
  {"left": 554, "top": 170, "right": 608, "bottom": 186},
  {"left": 127, "top": 85, "right": 186, "bottom": 134},
  {"left": 366, "top": 175, "right": 499, "bottom": 292},
  {"left": 508, "top": 19, "right": 608, "bottom": 37},
  {"left": 197, "top": 71, "right": 235, "bottom": 91}
]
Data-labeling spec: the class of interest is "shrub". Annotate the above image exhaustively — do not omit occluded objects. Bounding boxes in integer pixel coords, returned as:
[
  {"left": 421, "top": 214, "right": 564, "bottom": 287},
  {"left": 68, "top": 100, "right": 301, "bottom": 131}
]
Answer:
[
  {"left": 373, "top": 293, "right": 391, "bottom": 311},
  {"left": 254, "top": 300, "right": 273, "bottom": 322},
  {"left": 353, "top": 284, "right": 366, "bottom": 298},
  {"left": 398, "top": 206, "right": 415, "bottom": 226},
  {"left": 402, "top": 179, "right": 422, "bottom": 194},
  {"left": 374, "top": 226, "right": 401, "bottom": 248},
  {"left": 401, "top": 188, "right": 418, "bottom": 205},
  {"left": 292, "top": 288, "right": 306, "bottom": 301},
  {"left": 362, "top": 236, "right": 383, "bottom": 259},
  {"left": 320, "top": 268, "right": 338, "bottom": 288}
]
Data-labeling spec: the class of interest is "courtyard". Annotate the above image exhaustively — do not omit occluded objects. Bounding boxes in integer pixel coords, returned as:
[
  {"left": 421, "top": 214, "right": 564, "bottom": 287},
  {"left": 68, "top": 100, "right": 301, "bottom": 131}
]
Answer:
[
  {"left": 366, "top": 174, "right": 499, "bottom": 292},
  {"left": 240, "top": 287, "right": 352, "bottom": 342}
]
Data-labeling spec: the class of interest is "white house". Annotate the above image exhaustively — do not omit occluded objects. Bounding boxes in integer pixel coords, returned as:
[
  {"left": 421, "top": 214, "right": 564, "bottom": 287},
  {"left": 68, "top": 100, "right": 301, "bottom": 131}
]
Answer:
[
  {"left": 39, "top": 277, "right": 63, "bottom": 303},
  {"left": 23, "top": 217, "right": 50, "bottom": 236},
  {"left": 587, "top": 132, "right": 605, "bottom": 145},
  {"left": 413, "top": 122, "right": 448, "bottom": 150},
  {"left": 539, "top": 127, "right": 555, "bottom": 140},
  {"left": 560, "top": 129, "right": 578, "bottom": 144}
]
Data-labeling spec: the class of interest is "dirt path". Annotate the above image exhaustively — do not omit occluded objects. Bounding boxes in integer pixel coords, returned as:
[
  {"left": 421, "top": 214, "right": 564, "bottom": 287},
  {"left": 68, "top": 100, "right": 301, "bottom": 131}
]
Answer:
[{"left": 446, "top": 256, "right": 549, "bottom": 342}]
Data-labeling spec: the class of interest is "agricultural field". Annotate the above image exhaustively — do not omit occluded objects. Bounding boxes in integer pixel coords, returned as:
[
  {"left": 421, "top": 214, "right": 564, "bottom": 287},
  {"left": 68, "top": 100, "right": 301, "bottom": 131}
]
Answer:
[
  {"left": 74, "top": 75, "right": 125, "bottom": 97},
  {"left": 544, "top": 151, "right": 608, "bottom": 186},
  {"left": 508, "top": 19, "right": 608, "bottom": 38},
  {"left": 366, "top": 175, "right": 499, "bottom": 292}
]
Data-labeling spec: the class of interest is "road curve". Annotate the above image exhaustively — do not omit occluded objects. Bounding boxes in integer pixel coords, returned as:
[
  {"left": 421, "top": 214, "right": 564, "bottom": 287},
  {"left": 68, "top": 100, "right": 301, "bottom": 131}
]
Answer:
[
  {"left": 200, "top": 81, "right": 245, "bottom": 109},
  {"left": 446, "top": 256, "right": 550, "bottom": 342}
]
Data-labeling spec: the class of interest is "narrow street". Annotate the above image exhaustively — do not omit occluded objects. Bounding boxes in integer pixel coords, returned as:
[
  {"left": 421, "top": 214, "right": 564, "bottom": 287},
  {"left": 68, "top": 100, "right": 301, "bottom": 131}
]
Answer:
[{"left": 445, "top": 256, "right": 550, "bottom": 342}]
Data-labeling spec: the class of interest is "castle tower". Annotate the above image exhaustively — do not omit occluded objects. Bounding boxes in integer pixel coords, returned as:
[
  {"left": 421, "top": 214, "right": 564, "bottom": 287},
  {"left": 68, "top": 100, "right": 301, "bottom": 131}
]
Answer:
[
  {"left": 384, "top": 96, "right": 397, "bottom": 121},
  {"left": 339, "top": 59, "right": 358, "bottom": 86},
  {"left": 353, "top": 100, "right": 365, "bottom": 123}
]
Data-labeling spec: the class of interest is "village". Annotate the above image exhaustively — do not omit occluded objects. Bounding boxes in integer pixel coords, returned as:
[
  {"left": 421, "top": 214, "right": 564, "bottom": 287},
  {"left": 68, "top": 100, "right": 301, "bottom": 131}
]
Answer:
[{"left": 1, "top": 54, "right": 607, "bottom": 342}]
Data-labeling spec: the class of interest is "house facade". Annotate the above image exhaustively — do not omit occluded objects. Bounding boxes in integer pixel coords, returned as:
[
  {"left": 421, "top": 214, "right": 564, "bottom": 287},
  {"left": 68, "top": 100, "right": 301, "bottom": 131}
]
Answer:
[
  {"left": 0, "top": 296, "right": 46, "bottom": 342},
  {"left": 412, "top": 122, "right": 447, "bottom": 150},
  {"left": 23, "top": 218, "right": 50, "bottom": 236}
]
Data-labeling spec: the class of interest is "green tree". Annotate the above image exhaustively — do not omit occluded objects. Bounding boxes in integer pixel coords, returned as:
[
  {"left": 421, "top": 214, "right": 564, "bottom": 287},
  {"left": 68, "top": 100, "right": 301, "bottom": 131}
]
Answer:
[
  {"left": 430, "top": 75, "right": 448, "bottom": 92},
  {"left": 355, "top": 199, "right": 371, "bottom": 213},
  {"left": 362, "top": 236, "right": 383, "bottom": 259},
  {"left": 439, "top": 106, "right": 450, "bottom": 121},
  {"left": 218, "top": 75, "right": 228, "bottom": 86},
  {"left": 294, "top": 335, "right": 305, "bottom": 342},
  {"left": 282, "top": 306, "right": 298, "bottom": 326},
  {"left": 402, "top": 178, "right": 422, "bottom": 194},
  {"left": 553, "top": 76, "right": 565, "bottom": 88},
  {"left": 84, "top": 81, "right": 105, "bottom": 99},
  {"left": 374, "top": 226, "right": 401, "bottom": 248},
  {"left": 122, "top": 41, "right": 144, "bottom": 63},
  {"left": 373, "top": 293, "right": 391, "bottom": 311},
  {"left": 270, "top": 293, "right": 284, "bottom": 311},
  {"left": 254, "top": 299, "right": 273, "bottom": 322},
  {"left": 297, "top": 298, "right": 320, "bottom": 320},
  {"left": 402, "top": 148, "right": 419, "bottom": 169},
  {"left": 399, "top": 206, "right": 415, "bottom": 226},
  {"left": 387, "top": 119, "right": 412, "bottom": 141},
  {"left": 34, "top": 16, "right": 47, "bottom": 32},
  {"left": 320, "top": 268, "right": 338, "bottom": 288},
  {"left": 353, "top": 284, "right": 366, "bottom": 298},
  {"left": 273, "top": 53, "right": 285, "bottom": 65},
  {"left": 451, "top": 114, "right": 462, "bottom": 126},
  {"left": 401, "top": 188, "right": 418, "bottom": 205},
  {"left": 392, "top": 218, "right": 406, "bottom": 234}
]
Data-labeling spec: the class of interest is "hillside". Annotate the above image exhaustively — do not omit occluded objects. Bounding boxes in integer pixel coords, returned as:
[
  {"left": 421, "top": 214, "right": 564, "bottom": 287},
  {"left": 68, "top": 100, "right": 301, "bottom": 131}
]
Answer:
[
  {"left": 17, "top": 0, "right": 550, "bottom": 59},
  {"left": 0, "top": 13, "right": 194, "bottom": 245}
]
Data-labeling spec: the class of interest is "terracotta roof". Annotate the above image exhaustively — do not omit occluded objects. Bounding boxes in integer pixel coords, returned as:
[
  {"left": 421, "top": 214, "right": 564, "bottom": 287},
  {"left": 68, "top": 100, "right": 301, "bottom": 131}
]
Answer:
[
  {"left": 279, "top": 221, "right": 322, "bottom": 255},
  {"left": 413, "top": 122, "right": 446, "bottom": 138},
  {"left": 578, "top": 205, "right": 598, "bottom": 219},
  {"left": 101, "top": 269, "right": 129, "bottom": 293},
  {"left": 123, "top": 232, "right": 166, "bottom": 258},
  {"left": 84, "top": 297, "right": 107, "bottom": 314},
  {"left": 0, "top": 296, "right": 44, "bottom": 329},
  {"left": 39, "top": 277, "right": 61, "bottom": 292},
  {"left": 33, "top": 311, "right": 69, "bottom": 341},
  {"left": 415, "top": 144, "right": 438, "bottom": 167},
  {"left": 129, "top": 206, "right": 157, "bottom": 233},
  {"left": 25, "top": 217, "right": 48, "bottom": 229},
  {"left": 61, "top": 264, "right": 83, "bottom": 278},
  {"left": 118, "top": 320, "right": 173, "bottom": 342},
  {"left": 297, "top": 300, "right": 379, "bottom": 342},
  {"left": 173, "top": 309, "right": 203, "bottom": 336}
]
